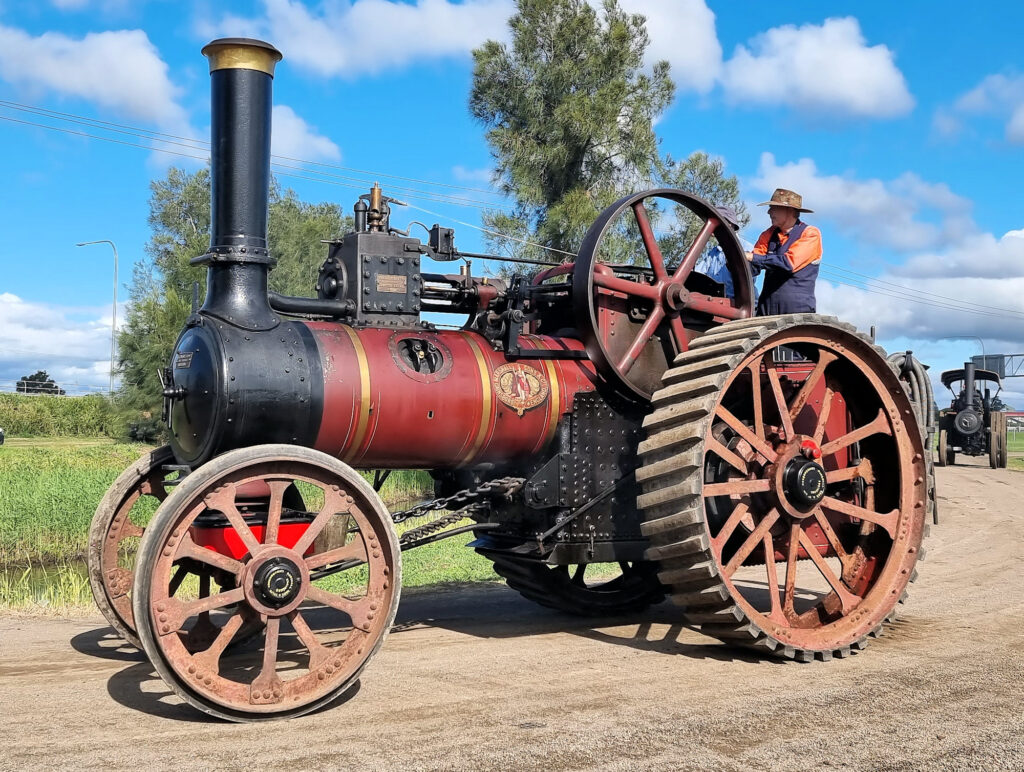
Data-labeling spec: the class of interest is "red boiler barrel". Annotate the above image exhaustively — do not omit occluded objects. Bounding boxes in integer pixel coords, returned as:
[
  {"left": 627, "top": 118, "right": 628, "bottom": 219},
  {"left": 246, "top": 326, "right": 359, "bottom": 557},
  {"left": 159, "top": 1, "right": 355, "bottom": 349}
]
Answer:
[{"left": 307, "top": 324, "right": 598, "bottom": 468}]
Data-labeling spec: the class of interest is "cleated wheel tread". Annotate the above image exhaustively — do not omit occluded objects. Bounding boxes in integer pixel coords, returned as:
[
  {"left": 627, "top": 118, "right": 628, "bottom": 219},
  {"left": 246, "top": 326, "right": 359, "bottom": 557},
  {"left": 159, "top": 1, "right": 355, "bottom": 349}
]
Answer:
[{"left": 637, "top": 315, "right": 931, "bottom": 661}]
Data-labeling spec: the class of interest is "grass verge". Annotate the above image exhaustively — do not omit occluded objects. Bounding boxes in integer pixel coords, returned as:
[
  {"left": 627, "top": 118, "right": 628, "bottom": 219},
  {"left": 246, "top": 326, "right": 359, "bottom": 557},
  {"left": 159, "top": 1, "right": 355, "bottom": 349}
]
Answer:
[{"left": 0, "top": 440, "right": 500, "bottom": 611}]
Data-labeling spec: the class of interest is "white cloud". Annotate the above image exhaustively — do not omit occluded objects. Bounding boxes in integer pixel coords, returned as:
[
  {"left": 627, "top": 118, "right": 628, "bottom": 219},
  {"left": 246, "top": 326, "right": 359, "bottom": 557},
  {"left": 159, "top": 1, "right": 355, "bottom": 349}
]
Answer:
[
  {"left": 895, "top": 230, "right": 1024, "bottom": 280},
  {"left": 720, "top": 17, "right": 913, "bottom": 118},
  {"left": 947, "top": 72, "right": 1024, "bottom": 144},
  {"left": 0, "top": 25, "right": 189, "bottom": 132},
  {"left": 0, "top": 293, "right": 117, "bottom": 396},
  {"left": 617, "top": 0, "right": 721, "bottom": 93},
  {"left": 749, "top": 153, "right": 975, "bottom": 253},
  {"left": 205, "top": 0, "right": 513, "bottom": 78},
  {"left": 814, "top": 227, "right": 1024, "bottom": 382},
  {"left": 451, "top": 165, "right": 492, "bottom": 184},
  {"left": 271, "top": 105, "right": 340, "bottom": 161}
]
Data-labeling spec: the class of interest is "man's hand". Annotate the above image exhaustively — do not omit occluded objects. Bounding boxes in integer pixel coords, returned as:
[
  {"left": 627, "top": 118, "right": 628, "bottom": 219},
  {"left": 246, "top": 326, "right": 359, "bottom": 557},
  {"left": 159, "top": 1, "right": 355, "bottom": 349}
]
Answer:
[{"left": 745, "top": 250, "right": 754, "bottom": 261}]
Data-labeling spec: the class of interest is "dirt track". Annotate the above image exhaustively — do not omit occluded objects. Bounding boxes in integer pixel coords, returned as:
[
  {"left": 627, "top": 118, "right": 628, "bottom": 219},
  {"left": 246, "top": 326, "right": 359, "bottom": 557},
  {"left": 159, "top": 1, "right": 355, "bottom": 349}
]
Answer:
[{"left": 2, "top": 462, "right": 1023, "bottom": 771}]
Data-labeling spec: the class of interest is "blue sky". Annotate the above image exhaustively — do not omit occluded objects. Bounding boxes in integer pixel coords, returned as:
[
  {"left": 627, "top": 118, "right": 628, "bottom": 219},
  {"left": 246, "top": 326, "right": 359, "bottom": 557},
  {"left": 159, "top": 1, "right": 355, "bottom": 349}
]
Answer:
[{"left": 1, "top": 0, "right": 1022, "bottom": 407}]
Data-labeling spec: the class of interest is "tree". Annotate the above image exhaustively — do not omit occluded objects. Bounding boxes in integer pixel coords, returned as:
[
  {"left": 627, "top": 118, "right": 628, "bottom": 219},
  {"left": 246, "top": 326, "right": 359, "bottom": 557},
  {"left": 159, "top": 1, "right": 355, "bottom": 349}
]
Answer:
[
  {"left": 470, "top": 0, "right": 747, "bottom": 268},
  {"left": 16, "top": 370, "right": 65, "bottom": 395},
  {"left": 117, "top": 167, "right": 352, "bottom": 415},
  {"left": 470, "top": 0, "right": 674, "bottom": 260}
]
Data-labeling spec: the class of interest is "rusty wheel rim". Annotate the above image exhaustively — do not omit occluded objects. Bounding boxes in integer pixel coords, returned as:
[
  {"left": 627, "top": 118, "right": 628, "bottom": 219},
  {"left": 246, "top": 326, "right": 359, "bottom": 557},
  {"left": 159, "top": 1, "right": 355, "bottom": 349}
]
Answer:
[
  {"left": 702, "top": 331, "right": 926, "bottom": 651},
  {"left": 87, "top": 445, "right": 176, "bottom": 647},
  {"left": 134, "top": 446, "right": 399, "bottom": 720}
]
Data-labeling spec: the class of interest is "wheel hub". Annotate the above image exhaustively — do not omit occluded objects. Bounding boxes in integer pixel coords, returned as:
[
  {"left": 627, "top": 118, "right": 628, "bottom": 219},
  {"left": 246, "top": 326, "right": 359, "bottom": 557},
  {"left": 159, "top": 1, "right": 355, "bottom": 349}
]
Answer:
[
  {"left": 252, "top": 557, "right": 302, "bottom": 608},
  {"left": 783, "top": 457, "right": 827, "bottom": 509}
]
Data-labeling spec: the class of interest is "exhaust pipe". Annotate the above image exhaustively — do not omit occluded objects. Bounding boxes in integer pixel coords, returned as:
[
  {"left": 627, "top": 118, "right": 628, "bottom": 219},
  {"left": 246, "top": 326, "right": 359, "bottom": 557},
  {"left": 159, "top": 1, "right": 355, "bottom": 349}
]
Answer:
[{"left": 193, "top": 37, "right": 282, "bottom": 330}]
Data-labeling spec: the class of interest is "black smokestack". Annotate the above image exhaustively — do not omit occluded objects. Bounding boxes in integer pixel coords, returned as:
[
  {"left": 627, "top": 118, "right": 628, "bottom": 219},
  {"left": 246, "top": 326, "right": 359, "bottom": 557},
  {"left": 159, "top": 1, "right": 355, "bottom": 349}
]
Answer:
[
  {"left": 193, "top": 38, "right": 282, "bottom": 330},
  {"left": 963, "top": 361, "right": 976, "bottom": 407}
]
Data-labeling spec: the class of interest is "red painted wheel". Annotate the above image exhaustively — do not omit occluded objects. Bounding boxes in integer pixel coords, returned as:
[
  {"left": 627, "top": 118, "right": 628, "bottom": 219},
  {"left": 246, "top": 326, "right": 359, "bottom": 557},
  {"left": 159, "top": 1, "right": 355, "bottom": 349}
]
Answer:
[
  {"left": 638, "top": 316, "right": 928, "bottom": 660},
  {"left": 88, "top": 445, "right": 177, "bottom": 648},
  {"left": 132, "top": 445, "right": 400, "bottom": 721},
  {"left": 572, "top": 189, "right": 754, "bottom": 401}
]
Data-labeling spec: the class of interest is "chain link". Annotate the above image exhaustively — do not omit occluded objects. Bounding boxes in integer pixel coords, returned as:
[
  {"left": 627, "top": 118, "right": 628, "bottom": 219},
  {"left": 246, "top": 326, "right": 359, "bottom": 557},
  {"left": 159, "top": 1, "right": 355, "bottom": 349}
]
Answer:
[{"left": 389, "top": 476, "right": 525, "bottom": 524}]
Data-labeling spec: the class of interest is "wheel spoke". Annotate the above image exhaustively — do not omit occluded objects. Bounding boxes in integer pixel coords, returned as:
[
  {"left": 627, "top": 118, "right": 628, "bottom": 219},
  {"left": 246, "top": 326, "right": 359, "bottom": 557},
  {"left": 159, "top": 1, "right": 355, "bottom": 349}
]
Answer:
[
  {"left": 264, "top": 479, "right": 291, "bottom": 545},
  {"left": 305, "top": 585, "right": 374, "bottom": 632},
  {"left": 681, "top": 291, "right": 747, "bottom": 320},
  {"left": 671, "top": 217, "right": 719, "bottom": 284},
  {"left": 304, "top": 536, "right": 368, "bottom": 570},
  {"left": 706, "top": 437, "right": 749, "bottom": 475},
  {"left": 176, "top": 532, "right": 245, "bottom": 577},
  {"left": 703, "top": 478, "right": 771, "bottom": 497},
  {"left": 631, "top": 201, "right": 668, "bottom": 280},
  {"left": 821, "top": 496, "right": 898, "bottom": 538},
  {"left": 820, "top": 409, "right": 891, "bottom": 456},
  {"left": 167, "top": 563, "right": 189, "bottom": 597},
  {"left": 140, "top": 476, "right": 169, "bottom": 503},
  {"left": 783, "top": 523, "right": 801, "bottom": 616},
  {"left": 763, "top": 532, "right": 785, "bottom": 623},
  {"left": 203, "top": 485, "right": 262, "bottom": 557},
  {"left": 811, "top": 508, "right": 851, "bottom": 563},
  {"left": 813, "top": 385, "right": 834, "bottom": 444},
  {"left": 249, "top": 616, "right": 283, "bottom": 703},
  {"left": 592, "top": 270, "right": 660, "bottom": 302},
  {"left": 723, "top": 508, "right": 780, "bottom": 577},
  {"left": 667, "top": 313, "right": 689, "bottom": 354},
  {"left": 766, "top": 363, "right": 795, "bottom": 440},
  {"left": 745, "top": 358, "right": 766, "bottom": 441},
  {"left": 154, "top": 587, "right": 245, "bottom": 636},
  {"left": 292, "top": 487, "right": 351, "bottom": 556},
  {"left": 797, "top": 528, "right": 862, "bottom": 613},
  {"left": 825, "top": 463, "right": 867, "bottom": 484},
  {"left": 571, "top": 564, "right": 587, "bottom": 586},
  {"left": 616, "top": 306, "right": 665, "bottom": 375},
  {"left": 716, "top": 405, "right": 777, "bottom": 463},
  {"left": 789, "top": 351, "right": 837, "bottom": 421},
  {"left": 191, "top": 611, "right": 244, "bottom": 672},
  {"left": 710, "top": 500, "right": 750, "bottom": 549},
  {"left": 289, "top": 609, "right": 331, "bottom": 670}
]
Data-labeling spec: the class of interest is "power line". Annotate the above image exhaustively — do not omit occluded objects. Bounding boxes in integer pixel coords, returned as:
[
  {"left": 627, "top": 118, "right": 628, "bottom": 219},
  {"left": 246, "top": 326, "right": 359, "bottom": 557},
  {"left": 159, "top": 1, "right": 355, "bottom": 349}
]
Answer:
[
  {"left": 3, "top": 102, "right": 1023, "bottom": 320},
  {"left": 0, "top": 99, "right": 508, "bottom": 202},
  {"left": 823, "top": 263, "right": 1024, "bottom": 318}
]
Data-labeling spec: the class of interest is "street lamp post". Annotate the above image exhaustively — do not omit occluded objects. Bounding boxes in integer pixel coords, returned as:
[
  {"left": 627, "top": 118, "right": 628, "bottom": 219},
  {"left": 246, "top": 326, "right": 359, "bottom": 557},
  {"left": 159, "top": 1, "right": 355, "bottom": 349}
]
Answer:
[
  {"left": 76, "top": 240, "right": 118, "bottom": 396},
  {"left": 940, "top": 335, "right": 986, "bottom": 357}
]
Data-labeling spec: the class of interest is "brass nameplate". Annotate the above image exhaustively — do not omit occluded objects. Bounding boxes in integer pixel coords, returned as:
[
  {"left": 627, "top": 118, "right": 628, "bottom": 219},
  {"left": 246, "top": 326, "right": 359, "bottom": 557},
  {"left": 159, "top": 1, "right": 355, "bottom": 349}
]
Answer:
[{"left": 376, "top": 274, "right": 407, "bottom": 294}]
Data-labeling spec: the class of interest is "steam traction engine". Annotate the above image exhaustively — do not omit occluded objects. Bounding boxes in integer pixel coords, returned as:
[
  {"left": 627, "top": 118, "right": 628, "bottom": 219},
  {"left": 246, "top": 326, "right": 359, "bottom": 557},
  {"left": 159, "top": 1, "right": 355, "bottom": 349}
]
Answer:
[
  {"left": 936, "top": 362, "right": 1008, "bottom": 468},
  {"left": 88, "top": 39, "right": 931, "bottom": 721}
]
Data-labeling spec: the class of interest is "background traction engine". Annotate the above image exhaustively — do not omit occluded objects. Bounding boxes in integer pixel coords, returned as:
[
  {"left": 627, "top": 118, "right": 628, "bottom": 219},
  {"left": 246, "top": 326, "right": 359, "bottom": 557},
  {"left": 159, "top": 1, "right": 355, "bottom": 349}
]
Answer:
[
  {"left": 88, "top": 38, "right": 931, "bottom": 721},
  {"left": 936, "top": 362, "right": 1008, "bottom": 469}
]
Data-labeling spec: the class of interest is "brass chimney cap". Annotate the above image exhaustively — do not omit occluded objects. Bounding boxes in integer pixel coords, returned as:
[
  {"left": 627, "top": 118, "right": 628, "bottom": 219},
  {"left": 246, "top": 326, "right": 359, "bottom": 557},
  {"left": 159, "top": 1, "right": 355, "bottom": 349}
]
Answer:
[{"left": 202, "top": 38, "right": 282, "bottom": 76}]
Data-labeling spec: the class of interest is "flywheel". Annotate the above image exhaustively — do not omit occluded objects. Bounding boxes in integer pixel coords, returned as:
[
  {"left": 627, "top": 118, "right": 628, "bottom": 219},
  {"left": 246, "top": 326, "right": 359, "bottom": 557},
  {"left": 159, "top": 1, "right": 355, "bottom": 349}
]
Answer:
[{"left": 636, "top": 315, "right": 929, "bottom": 660}]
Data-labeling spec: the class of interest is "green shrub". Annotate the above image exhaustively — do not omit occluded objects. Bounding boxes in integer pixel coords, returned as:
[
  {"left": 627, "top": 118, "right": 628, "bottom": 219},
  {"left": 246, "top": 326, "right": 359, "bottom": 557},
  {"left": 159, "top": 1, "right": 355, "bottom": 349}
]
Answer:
[{"left": 0, "top": 393, "right": 118, "bottom": 438}]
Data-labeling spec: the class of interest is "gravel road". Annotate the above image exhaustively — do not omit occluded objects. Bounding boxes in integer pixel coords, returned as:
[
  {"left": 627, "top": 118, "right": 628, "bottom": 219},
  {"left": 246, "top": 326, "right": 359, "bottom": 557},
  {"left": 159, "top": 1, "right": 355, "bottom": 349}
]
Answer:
[{"left": 2, "top": 462, "right": 1022, "bottom": 771}]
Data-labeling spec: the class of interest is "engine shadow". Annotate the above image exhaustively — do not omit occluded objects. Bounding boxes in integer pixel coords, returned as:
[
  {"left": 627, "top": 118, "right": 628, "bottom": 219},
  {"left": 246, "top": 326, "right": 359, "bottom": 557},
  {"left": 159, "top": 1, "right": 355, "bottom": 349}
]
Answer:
[
  {"left": 388, "top": 582, "right": 774, "bottom": 664},
  {"left": 105, "top": 658, "right": 362, "bottom": 722},
  {"left": 70, "top": 626, "right": 147, "bottom": 663}
]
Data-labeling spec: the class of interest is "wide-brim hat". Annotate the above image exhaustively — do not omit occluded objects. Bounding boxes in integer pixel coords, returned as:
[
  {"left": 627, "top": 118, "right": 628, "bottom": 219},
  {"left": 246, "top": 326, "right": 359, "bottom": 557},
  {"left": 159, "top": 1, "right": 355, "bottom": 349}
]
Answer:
[{"left": 757, "top": 188, "right": 813, "bottom": 213}]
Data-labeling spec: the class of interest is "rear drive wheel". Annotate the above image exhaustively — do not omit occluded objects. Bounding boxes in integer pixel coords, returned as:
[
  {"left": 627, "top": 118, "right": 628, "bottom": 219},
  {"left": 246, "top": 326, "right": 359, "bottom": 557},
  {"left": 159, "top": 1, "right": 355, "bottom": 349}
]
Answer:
[
  {"left": 485, "top": 554, "right": 664, "bottom": 616},
  {"left": 637, "top": 315, "right": 928, "bottom": 660}
]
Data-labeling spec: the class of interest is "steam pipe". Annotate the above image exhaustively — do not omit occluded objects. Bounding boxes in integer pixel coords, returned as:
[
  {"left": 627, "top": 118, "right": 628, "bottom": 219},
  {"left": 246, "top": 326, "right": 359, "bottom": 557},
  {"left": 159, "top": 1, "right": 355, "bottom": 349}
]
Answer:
[{"left": 192, "top": 38, "right": 283, "bottom": 330}]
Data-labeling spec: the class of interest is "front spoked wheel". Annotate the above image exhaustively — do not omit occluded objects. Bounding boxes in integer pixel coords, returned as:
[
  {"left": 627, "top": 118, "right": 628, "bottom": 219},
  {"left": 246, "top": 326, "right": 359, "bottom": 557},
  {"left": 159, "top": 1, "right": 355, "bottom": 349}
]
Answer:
[{"left": 133, "top": 445, "right": 401, "bottom": 721}]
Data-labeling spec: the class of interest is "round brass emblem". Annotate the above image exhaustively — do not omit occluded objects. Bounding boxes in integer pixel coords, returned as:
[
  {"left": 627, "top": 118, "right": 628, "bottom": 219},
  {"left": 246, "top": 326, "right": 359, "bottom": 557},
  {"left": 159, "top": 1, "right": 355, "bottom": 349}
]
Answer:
[{"left": 492, "top": 363, "right": 550, "bottom": 416}]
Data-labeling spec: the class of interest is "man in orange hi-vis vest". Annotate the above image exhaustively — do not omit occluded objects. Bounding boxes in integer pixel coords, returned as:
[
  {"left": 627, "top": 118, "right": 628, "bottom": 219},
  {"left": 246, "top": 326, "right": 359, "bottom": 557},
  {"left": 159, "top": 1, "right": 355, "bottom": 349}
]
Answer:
[{"left": 746, "top": 188, "right": 822, "bottom": 315}]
